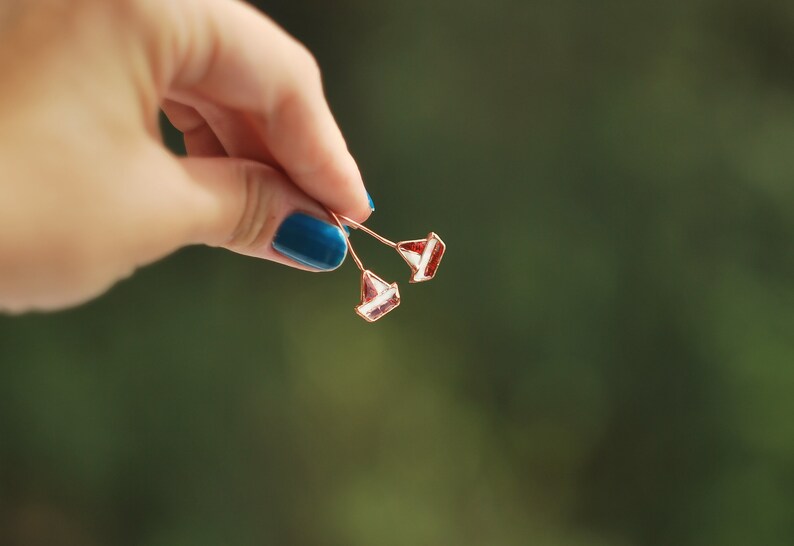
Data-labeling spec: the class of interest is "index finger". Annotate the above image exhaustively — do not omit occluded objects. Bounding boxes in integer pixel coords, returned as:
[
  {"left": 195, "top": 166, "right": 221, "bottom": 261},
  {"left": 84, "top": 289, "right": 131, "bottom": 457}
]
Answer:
[{"left": 161, "top": 0, "right": 371, "bottom": 221}]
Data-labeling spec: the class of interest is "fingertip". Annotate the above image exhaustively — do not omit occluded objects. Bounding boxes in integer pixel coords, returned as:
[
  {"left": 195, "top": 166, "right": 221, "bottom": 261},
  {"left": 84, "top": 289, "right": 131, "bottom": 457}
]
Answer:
[
  {"left": 332, "top": 180, "right": 373, "bottom": 224},
  {"left": 321, "top": 150, "right": 372, "bottom": 222},
  {"left": 338, "top": 198, "right": 373, "bottom": 225},
  {"left": 317, "top": 172, "right": 372, "bottom": 223}
]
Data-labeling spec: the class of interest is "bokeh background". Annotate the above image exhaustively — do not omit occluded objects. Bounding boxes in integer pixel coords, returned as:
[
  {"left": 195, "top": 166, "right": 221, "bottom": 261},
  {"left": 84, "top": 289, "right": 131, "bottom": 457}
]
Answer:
[{"left": 2, "top": 0, "right": 794, "bottom": 544}]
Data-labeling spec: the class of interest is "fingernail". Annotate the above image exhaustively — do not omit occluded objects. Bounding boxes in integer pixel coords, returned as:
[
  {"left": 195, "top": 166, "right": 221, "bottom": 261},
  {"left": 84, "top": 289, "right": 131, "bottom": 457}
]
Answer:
[
  {"left": 272, "top": 213, "right": 347, "bottom": 271},
  {"left": 366, "top": 192, "right": 375, "bottom": 211}
]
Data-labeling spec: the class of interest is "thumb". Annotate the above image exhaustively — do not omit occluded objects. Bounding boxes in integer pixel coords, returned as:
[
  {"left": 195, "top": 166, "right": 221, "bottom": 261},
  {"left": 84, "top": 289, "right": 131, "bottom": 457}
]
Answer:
[{"left": 178, "top": 156, "right": 349, "bottom": 272}]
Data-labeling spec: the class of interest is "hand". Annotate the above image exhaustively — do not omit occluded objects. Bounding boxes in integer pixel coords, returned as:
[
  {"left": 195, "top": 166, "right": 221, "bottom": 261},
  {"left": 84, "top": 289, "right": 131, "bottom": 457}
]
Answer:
[{"left": 0, "top": 0, "right": 372, "bottom": 313}]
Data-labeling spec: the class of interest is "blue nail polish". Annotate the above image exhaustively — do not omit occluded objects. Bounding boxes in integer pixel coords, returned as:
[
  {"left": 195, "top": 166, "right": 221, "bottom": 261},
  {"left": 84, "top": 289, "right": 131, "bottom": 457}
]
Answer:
[
  {"left": 366, "top": 192, "right": 375, "bottom": 211},
  {"left": 272, "top": 213, "right": 347, "bottom": 271}
]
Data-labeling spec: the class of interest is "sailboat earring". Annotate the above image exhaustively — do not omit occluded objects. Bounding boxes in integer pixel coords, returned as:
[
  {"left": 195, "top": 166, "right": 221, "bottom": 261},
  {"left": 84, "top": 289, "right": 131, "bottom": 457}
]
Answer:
[
  {"left": 335, "top": 216, "right": 446, "bottom": 283},
  {"left": 327, "top": 211, "right": 401, "bottom": 322},
  {"left": 395, "top": 233, "right": 446, "bottom": 283},
  {"left": 356, "top": 270, "right": 401, "bottom": 322}
]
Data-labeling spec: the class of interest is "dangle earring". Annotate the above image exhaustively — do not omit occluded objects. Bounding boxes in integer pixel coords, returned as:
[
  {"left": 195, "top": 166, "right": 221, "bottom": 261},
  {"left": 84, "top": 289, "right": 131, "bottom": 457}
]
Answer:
[
  {"left": 327, "top": 210, "right": 446, "bottom": 322},
  {"left": 396, "top": 233, "right": 446, "bottom": 283},
  {"left": 336, "top": 215, "right": 446, "bottom": 284}
]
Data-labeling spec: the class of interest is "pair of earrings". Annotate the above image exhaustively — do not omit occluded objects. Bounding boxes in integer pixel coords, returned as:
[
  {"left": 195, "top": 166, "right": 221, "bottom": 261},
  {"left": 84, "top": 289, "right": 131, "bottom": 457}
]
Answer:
[{"left": 327, "top": 211, "right": 446, "bottom": 322}]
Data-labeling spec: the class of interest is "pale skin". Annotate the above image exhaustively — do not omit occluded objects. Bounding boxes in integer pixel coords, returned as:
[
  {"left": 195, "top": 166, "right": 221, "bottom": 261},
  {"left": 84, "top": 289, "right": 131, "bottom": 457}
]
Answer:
[{"left": 0, "top": 0, "right": 371, "bottom": 313}]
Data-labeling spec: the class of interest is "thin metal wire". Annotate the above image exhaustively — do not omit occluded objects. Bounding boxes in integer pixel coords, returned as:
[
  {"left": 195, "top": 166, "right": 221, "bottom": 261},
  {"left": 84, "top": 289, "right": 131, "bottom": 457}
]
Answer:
[
  {"left": 325, "top": 208, "right": 365, "bottom": 272},
  {"left": 336, "top": 215, "right": 398, "bottom": 248}
]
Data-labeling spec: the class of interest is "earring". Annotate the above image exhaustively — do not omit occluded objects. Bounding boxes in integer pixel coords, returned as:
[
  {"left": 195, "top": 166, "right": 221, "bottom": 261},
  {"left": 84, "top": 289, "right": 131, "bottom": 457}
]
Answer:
[
  {"left": 334, "top": 215, "right": 446, "bottom": 283},
  {"left": 326, "top": 211, "right": 401, "bottom": 322},
  {"left": 356, "top": 270, "right": 401, "bottom": 323},
  {"left": 396, "top": 232, "right": 446, "bottom": 283},
  {"left": 327, "top": 211, "right": 445, "bottom": 322}
]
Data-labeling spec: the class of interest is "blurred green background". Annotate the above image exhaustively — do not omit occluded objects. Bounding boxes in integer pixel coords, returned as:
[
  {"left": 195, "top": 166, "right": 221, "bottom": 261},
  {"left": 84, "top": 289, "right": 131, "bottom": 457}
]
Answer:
[{"left": 2, "top": 0, "right": 794, "bottom": 544}]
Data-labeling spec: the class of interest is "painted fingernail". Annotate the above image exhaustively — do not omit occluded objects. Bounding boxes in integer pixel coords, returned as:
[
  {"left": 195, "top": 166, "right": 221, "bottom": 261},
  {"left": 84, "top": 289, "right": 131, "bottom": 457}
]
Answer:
[
  {"left": 272, "top": 213, "right": 347, "bottom": 271},
  {"left": 366, "top": 192, "right": 375, "bottom": 211}
]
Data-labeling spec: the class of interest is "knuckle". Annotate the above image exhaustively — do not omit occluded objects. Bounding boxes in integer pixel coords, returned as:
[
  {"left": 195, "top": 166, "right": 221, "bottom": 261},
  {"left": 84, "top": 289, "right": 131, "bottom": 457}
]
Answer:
[{"left": 225, "top": 163, "right": 280, "bottom": 252}]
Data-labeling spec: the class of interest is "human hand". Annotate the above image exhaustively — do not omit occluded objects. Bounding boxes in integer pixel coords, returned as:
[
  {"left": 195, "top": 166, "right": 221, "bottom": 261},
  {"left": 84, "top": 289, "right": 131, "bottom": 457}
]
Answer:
[{"left": 0, "top": 0, "right": 371, "bottom": 313}]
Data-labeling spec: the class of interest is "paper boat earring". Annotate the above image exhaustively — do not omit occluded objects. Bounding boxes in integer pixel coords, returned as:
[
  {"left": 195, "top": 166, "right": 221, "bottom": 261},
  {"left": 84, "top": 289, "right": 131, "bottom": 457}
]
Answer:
[
  {"left": 327, "top": 210, "right": 445, "bottom": 322},
  {"left": 396, "top": 233, "right": 446, "bottom": 283},
  {"left": 356, "top": 270, "right": 401, "bottom": 322}
]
